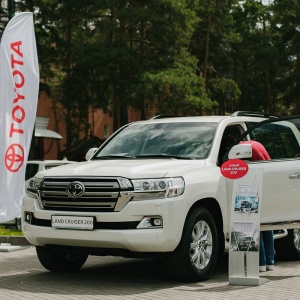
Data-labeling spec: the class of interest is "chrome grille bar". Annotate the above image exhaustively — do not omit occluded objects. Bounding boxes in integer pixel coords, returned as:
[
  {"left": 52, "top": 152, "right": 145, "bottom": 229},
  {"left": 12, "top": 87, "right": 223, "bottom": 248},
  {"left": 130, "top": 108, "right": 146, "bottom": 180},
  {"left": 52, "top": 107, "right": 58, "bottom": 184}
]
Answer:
[
  {"left": 43, "top": 181, "right": 119, "bottom": 188},
  {"left": 42, "top": 201, "right": 115, "bottom": 208},
  {"left": 40, "top": 191, "right": 119, "bottom": 198}
]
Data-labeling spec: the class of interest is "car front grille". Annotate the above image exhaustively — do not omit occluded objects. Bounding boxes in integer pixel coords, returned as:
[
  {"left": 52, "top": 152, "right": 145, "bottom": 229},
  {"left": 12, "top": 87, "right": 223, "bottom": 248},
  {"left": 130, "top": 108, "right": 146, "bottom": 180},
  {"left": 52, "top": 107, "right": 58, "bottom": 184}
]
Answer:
[{"left": 39, "top": 177, "right": 123, "bottom": 212}]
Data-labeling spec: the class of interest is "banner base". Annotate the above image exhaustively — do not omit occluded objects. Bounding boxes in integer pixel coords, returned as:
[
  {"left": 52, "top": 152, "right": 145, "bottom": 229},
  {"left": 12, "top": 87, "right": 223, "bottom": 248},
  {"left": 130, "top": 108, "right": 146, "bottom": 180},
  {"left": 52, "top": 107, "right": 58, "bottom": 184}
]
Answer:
[{"left": 229, "top": 276, "right": 269, "bottom": 286}]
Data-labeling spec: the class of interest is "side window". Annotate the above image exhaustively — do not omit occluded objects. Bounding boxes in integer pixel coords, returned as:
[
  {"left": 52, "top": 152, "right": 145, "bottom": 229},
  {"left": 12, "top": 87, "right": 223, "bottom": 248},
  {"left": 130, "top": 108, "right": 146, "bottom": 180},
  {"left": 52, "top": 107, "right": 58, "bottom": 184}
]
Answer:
[
  {"left": 249, "top": 122, "right": 300, "bottom": 159},
  {"left": 25, "top": 164, "right": 39, "bottom": 180},
  {"left": 218, "top": 125, "right": 245, "bottom": 165}
]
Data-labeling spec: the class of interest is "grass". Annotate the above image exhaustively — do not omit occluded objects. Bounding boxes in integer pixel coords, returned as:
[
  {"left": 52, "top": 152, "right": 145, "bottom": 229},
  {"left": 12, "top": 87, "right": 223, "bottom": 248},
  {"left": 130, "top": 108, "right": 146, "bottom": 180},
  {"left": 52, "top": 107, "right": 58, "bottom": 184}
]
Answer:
[{"left": 0, "top": 227, "right": 23, "bottom": 236}]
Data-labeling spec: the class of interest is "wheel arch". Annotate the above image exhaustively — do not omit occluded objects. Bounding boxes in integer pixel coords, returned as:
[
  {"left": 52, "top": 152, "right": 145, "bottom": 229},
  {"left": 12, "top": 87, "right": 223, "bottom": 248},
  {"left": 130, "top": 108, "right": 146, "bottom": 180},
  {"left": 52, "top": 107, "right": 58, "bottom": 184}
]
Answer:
[
  {"left": 187, "top": 197, "right": 225, "bottom": 254},
  {"left": 164, "top": 197, "right": 225, "bottom": 281}
]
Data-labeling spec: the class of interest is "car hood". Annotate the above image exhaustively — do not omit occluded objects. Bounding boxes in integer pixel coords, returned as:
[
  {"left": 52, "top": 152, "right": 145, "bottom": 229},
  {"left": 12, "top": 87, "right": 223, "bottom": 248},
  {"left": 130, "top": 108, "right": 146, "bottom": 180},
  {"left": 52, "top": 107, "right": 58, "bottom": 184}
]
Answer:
[{"left": 43, "top": 159, "right": 206, "bottom": 179}]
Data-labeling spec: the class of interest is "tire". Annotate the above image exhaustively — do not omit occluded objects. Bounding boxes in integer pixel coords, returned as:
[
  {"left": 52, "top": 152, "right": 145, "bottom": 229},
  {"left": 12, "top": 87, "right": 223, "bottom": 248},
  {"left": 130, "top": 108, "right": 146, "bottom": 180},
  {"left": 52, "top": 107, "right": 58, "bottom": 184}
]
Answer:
[
  {"left": 36, "top": 246, "right": 89, "bottom": 272},
  {"left": 164, "top": 207, "right": 219, "bottom": 282},
  {"left": 274, "top": 229, "right": 300, "bottom": 260}
]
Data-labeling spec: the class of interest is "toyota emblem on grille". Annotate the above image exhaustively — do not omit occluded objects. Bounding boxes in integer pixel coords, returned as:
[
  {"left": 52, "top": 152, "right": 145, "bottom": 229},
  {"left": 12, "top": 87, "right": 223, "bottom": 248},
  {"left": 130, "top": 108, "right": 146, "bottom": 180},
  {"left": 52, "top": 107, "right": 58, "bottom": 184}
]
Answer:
[{"left": 66, "top": 181, "right": 85, "bottom": 198}]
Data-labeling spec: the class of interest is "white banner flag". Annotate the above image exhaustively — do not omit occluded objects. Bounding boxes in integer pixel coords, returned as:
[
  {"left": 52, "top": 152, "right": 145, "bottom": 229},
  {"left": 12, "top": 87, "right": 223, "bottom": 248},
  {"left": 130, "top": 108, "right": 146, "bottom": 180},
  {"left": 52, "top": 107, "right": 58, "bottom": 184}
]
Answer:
[{"left": 0, "top": 12, "right": 39, "bottom": 222}]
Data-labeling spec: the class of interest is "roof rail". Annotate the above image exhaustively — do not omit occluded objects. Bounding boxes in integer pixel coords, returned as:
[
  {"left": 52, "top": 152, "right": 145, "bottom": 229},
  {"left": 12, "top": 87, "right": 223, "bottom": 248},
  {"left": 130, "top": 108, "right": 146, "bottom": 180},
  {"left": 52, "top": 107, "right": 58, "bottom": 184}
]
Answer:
[
  {"left": 231, "top": 111, "right": 278, "bottom": 118},
  {"left": 150, "top": 114, "right": 180, "bottom": 120}
]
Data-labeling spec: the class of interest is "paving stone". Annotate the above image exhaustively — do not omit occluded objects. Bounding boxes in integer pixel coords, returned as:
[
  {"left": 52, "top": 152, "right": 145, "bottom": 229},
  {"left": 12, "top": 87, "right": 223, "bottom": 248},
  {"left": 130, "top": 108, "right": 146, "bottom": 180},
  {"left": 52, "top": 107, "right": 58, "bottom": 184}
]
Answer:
[{"left": 0, "top": 247, "right": 299, "bottom": 300}]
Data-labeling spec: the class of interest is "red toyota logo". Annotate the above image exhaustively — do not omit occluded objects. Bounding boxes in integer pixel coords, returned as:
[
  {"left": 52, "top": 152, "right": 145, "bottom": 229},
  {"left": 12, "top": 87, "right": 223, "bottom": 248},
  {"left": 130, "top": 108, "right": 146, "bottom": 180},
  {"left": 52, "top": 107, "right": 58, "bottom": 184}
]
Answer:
[{"left": 5, "top": 143, "right": 24, "bottom": 172}]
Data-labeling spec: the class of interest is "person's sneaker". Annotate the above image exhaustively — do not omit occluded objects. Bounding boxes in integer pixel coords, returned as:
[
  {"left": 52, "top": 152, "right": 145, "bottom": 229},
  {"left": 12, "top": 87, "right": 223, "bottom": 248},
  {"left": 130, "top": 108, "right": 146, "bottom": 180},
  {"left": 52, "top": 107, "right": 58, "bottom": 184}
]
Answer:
[
  {"left": 259, "top": 266, "right": 266, "bottom": 272},
  {"left": 267, "top": 265, "right": 274, "bottom": 271}
]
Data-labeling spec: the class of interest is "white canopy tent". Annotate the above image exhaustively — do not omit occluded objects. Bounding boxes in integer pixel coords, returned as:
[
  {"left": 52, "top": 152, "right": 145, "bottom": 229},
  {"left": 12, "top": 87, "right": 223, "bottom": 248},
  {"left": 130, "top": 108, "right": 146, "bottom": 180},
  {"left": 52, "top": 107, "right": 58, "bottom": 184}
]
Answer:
[{"left": 34, "top": 117, "right": 62, "bottom": 139}]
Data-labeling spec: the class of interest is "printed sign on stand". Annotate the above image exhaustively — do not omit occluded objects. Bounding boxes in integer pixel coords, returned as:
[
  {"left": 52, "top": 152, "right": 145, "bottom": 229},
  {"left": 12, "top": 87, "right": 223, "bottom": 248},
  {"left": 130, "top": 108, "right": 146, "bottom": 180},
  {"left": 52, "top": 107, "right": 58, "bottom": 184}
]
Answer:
[{"left": 226, "top": 168, "right": 269, "bottom": 286}]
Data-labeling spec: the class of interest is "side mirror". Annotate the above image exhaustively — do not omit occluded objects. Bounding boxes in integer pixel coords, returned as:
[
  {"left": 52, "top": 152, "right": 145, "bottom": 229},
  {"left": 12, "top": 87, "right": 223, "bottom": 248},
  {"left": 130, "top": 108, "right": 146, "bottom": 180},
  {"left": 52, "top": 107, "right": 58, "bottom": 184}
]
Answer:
[
  {"left": 85, "top": 148, "right": 98, "bottom": 161},
  {"left": 228, "top": 144, "right": 252, "bottom": 160}
]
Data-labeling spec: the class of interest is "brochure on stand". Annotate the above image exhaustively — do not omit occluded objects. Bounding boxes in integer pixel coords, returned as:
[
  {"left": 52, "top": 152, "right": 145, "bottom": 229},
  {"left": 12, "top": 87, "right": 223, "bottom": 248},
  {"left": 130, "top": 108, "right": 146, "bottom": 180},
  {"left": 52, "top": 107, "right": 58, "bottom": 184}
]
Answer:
[
  {"left": 230, "top": 221, "right": 259, "bottom": 252},
  {"left": 233, "top": 185, "right": 259, "bottom": 214}
]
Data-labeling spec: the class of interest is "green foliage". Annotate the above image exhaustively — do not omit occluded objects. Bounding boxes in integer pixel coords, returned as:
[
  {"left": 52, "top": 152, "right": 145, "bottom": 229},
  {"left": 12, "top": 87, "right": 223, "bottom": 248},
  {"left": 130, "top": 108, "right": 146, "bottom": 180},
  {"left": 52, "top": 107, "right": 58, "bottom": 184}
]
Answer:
[
  {"left": 6, "top": 0, "right": 300, "bottom": 148},
  {"left": 208, "top": 78, "right": 240, "bottom": 115},
  {"left": 0, "top": 227, "right": 23, "bottom": 236},
  {"left": 134, "top": 53, "right": 216, "bottom": 116}
]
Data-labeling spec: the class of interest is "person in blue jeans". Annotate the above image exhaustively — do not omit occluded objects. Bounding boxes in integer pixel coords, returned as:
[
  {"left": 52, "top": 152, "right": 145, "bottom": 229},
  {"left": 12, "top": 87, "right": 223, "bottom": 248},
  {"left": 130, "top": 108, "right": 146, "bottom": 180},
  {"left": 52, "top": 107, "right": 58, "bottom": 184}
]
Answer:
[{"left": 259, "top": 231, "right": 274, "bottom": 272}]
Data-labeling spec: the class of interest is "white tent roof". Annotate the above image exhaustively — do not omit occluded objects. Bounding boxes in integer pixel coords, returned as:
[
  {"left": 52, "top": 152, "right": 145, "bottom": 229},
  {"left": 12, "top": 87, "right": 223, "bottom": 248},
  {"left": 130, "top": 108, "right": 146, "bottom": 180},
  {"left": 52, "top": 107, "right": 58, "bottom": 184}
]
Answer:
[{"left": 35, "top": 117, "right": 63, "bottom": 139}]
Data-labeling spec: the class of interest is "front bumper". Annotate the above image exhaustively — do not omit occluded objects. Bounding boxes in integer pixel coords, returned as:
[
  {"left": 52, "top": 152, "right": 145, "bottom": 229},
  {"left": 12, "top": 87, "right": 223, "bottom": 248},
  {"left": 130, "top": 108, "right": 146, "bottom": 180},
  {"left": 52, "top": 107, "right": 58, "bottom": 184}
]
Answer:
[{"left": 22, "top": 193, "right": 189, "bottom": 253}]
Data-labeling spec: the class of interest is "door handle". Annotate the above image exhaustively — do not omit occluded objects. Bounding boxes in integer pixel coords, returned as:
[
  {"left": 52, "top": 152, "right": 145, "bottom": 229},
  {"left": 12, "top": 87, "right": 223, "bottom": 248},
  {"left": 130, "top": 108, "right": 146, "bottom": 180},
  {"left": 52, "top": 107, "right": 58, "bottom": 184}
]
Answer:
[{"left": 289, "top": 174, "right": 300, "bottom": 179}]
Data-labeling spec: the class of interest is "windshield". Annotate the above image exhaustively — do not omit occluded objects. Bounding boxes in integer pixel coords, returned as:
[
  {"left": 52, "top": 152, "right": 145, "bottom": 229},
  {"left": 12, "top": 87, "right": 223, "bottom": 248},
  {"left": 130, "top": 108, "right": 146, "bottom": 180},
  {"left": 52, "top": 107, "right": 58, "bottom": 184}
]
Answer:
[{"left": 95, "top": 122, "right": 217, "bottom": 159}]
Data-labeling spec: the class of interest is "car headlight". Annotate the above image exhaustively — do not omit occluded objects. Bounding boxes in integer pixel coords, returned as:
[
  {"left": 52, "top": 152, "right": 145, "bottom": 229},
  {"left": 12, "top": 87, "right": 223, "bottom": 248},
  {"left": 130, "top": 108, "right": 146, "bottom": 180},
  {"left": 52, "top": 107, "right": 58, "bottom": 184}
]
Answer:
[
  {"left": 27, "top": 177, "right": 43, "bottom": 194},
  {"left": 130, "top": 177, "right": 185, "bottom": 200}
]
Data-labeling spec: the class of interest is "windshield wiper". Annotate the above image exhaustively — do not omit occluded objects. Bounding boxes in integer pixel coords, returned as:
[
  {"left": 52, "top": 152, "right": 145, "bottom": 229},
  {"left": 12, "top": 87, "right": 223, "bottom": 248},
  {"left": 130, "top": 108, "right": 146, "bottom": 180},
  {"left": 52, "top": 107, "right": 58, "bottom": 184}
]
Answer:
[
  {"left": 94, "top": 154, "right": 194, "bottom": 160},
  {"left": 135, "top": 154, "right": 194, "bottom": 160},
  {"left": 93, "top": 154, "right": 136, "bottom": 159}
]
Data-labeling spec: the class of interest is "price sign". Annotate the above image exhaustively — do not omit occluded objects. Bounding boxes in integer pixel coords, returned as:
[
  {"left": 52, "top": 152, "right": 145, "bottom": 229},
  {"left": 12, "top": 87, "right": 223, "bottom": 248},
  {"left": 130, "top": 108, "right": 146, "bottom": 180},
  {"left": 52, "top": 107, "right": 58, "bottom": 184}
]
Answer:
[{"left": 220, "top": 159, "right": 248, "bottom": 179}]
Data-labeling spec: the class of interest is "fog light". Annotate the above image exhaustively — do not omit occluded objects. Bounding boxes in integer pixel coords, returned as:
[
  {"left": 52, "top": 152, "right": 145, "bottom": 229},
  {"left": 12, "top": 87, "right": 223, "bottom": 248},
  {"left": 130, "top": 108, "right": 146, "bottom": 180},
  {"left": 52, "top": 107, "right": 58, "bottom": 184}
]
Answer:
[
  {"left": 25, "top": 212, "right": 32, "bottom": 224},
  {"left": 137, "top": 216, "right": 163, "bottom": 229},
  {"left": 153, "top": 218, "right": 162, "bottom": 226}
]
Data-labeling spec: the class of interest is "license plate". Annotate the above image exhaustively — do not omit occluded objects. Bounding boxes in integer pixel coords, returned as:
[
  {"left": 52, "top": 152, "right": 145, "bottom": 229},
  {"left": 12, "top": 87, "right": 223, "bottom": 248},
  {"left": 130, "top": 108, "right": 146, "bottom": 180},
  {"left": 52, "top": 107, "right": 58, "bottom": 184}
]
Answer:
[{"left": 51, "top": 215, "right": 94, "bottom": 230}]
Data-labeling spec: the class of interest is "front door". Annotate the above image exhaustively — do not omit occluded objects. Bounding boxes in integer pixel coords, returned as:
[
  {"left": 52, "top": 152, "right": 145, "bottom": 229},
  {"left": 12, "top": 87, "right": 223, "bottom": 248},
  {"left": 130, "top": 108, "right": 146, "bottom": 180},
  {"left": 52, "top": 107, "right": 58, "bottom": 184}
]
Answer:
[{"left": 238, "top": 117, "right": 300, "bottom": 224}]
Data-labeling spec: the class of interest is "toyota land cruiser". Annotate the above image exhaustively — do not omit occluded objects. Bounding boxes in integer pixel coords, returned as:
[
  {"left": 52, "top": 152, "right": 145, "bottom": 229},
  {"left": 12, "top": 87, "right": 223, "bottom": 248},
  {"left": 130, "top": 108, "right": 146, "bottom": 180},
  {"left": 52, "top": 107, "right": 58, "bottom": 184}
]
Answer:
[{"left": 22, "top": 112, "right": 300, "bottom": 282}]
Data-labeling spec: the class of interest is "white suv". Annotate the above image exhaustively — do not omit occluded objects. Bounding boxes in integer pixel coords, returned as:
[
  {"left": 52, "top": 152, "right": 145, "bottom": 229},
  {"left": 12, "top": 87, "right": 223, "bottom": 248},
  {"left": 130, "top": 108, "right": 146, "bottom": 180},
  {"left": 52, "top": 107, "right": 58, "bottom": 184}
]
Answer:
[{"left": 22, "top": 113, "right": 300, "bottom": 282}]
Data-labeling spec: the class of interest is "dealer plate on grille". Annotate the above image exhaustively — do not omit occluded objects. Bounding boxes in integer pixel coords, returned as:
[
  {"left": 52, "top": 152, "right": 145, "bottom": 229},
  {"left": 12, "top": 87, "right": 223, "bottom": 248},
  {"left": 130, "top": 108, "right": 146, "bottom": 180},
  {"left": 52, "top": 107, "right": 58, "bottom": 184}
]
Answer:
[{"left": 51, "top": 215, "right": 94, "bottom": 230}]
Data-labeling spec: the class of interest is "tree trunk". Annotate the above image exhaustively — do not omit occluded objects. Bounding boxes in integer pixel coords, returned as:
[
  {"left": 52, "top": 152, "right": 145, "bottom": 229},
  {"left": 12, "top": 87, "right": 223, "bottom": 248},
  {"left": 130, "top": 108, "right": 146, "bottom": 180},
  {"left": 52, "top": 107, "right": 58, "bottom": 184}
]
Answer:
[
  {"left": 262, "top": 13, "right": 272, "bottom": 114},
  {"left": 118, "top": 17, "right": 128, "bottom": 128},
  {"left": 203, "top": 14, "right": 210, "bottom": 84},
  {"left": 295, "top": 54, "right": 300, "bottom": 114},
  {"left": 65, "top": 12, "right": 73, "bottom": 150}
]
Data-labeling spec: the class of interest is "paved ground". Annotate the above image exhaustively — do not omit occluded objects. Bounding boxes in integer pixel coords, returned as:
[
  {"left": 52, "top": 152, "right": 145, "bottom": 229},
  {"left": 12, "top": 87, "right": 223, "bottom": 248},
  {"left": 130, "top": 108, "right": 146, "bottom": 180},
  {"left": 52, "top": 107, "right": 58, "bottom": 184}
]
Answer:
[{"left": 0, "top": 245, "right": 299, "bottom": 300}]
